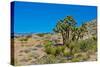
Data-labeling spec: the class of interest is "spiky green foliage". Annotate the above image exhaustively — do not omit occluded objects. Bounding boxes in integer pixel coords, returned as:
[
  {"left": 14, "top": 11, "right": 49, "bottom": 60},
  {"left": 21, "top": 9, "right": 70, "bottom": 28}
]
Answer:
[{"left": 53, "top": 16, "right": 77, "bottom": 46}]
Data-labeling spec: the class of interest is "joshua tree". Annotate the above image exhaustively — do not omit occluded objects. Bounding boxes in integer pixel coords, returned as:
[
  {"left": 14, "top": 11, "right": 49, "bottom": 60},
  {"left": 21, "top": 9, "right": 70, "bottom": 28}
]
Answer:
[
  {"left": 53, "top": 16, "right": 76, "bottom": 46},
  {"left": 53, "top": 16, "right": 89, "bottom": 56}
]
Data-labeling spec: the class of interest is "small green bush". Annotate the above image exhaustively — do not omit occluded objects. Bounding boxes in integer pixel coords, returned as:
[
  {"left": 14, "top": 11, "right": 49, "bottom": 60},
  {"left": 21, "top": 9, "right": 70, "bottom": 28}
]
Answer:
[
  {"left": 56, "top": 46, "right": 65, "bottom": 55},
  {"left": 79, "top": 40, "right": 88, "bottom": 52},
  {"left": 44, "top": 41, "right": 53, "bottom": 48},
  {"left": 79, "top": 39, "right": 97, "bottom": 52},
  {"left": 50, "top": 47, "right": 56, "bottom": 55},
  {"left": 46, "top": 55, "right": 57, "bottom": 63},
  {"left": 71, "top": 58, "right": 80, "bottom": 62},
  {"left": 45, "top": 46, "right": 56, "bottom": 55},
  {"left": 44, "top": 41, "right": 56, "bottom": 55},
  {"left": 63, "top": 49, "right": 70, "bottom": 57},
  {"left": 69, "top": 41, "right": 80, "bottom": 55}
]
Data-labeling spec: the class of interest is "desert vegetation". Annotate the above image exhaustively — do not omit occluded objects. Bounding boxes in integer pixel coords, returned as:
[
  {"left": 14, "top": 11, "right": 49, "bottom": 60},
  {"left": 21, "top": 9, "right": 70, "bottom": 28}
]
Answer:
[{"left": 11, "top": 16, "right": 97, "bottom": 65}]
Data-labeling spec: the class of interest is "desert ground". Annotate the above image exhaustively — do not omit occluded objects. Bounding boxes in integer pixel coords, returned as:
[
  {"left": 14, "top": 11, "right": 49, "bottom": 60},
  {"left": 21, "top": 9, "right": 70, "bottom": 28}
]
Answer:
[{"left": 11, "top": 33, "right": 97, "bottom": 66}]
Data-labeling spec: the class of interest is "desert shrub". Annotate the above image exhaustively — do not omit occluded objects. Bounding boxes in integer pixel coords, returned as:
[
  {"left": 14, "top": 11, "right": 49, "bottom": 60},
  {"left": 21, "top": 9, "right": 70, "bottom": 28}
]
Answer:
[
  {"left": 69, "top": 41, "right": 80, "bottom": 55},
  {"left": 56, "top": 46, "right": 65, "bottom": 55},
  {"left": 87, "top": 44, "right": 97, "bottom": 54},
  {"left": 71, "top": 46, "right": 80, "bottom": 55},
  {"left": 19, "top": 38, "right": 28, "bottom": 45},
  {"left": 60, "top": 46, "right": 66, "bottom": 51},
  {"left": 79, "top": 39, "right": 97, "bottom": 52},
  {"left": 55, "top": 46, "right": 61, "bottom": 55},
  {"left": 44, "top": 40, "right": 53, "bottom": 48},
  {"left": 49, "top": 47, "right": 56, "bottom": 55},
  {"left": 44, "top": 42, "right": 66, "bottom": 56},
  {"left": 79, "top": 40, "right": 90, "bottom": 52},
  {"left": 92, "top": 44, "right": 97, "bottom": 52},
  {"left": 44, "top": 41, "right": 67, "bottom": 56},
  {"left": 44, "top": 40, "right": 57, "bottom": 55},
  {"left": 67, "top": 38, "right": 97, "bottom": 54},
  {"left": 45, "top": 55, "right": 57, "bottom": 63},
  {"left": 63, "top": 49, "right": 70, "bottom": 57},
  {"left": 88, "top": 43, "right": 97, "bottom": 52},
  {"left": 89, "top": 39, "right": 97, "bottom": 52},
  {"left": 71, "top": 58, "right": 80, "bottom": 62},
  {"left": 45, "top": 46, "right": 56, "bottom": 55}
]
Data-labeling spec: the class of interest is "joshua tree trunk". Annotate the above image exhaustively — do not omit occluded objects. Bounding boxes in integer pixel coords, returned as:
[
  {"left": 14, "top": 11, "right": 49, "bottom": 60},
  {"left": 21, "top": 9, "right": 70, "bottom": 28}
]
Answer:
[{"left": 61, "top": 31, "right": 70, "bottom": 47}]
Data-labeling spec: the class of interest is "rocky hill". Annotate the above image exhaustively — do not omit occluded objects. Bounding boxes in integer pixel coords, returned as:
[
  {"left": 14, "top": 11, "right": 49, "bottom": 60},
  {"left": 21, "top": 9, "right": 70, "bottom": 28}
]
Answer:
[{"left": 86, "top": 19, "right": 97, "bottom": 35}]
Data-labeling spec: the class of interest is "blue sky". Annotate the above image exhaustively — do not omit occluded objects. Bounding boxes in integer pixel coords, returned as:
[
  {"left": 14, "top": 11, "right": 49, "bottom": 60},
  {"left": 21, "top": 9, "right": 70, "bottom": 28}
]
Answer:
[{"left": 12, "top": 1, "right": 97, "bottom": 33}]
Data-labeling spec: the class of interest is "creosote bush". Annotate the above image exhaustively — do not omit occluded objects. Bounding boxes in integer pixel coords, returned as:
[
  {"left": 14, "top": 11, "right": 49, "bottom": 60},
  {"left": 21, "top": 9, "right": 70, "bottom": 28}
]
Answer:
[
  {"left": 56, "top": 46, "right": 65, "bottom": 55},
  {"left": 63, "top": 49, "right": 70, "bottom": 57}
]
